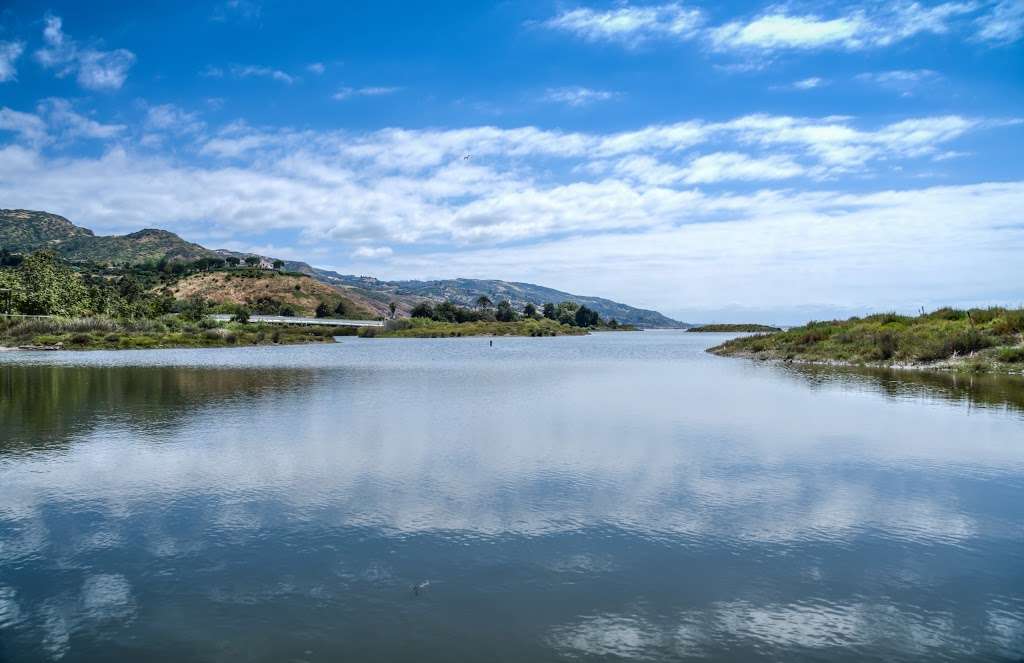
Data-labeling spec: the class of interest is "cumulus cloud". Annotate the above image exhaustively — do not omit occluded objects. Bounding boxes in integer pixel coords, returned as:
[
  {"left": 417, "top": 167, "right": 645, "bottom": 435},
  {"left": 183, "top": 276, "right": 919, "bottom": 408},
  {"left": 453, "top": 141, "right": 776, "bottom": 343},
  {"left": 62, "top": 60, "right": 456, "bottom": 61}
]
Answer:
[
  {"left": 541, "top": 3, "right": 705, "bottom": 46},
  {"left": 0, "top": 41, "right": 25, "bottom": 83},
  {"left": 34, "top": 15, "right": 135, "bottom": 91},
  {"left": 0, "top": 108, "right": 1017, "bottom": 310},
  {"left": 541, "top": 86, "right": 619, "bottom": 107}
]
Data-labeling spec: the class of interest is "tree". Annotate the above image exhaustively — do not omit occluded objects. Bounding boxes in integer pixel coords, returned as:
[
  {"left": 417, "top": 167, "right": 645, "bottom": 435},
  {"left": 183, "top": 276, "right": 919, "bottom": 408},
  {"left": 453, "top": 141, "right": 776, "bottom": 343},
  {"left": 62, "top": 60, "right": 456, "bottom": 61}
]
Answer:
[
  {"left": 17, "top": 251, "right": 87, "bottom": 316},
  {"left": 231, "top": 306, "right": 251, "bottom": 324},
  {"left": 574, "top": 305, "right": 601, "bottom": 328},
  {"left": 315, "top": 302, "right": 330, "bottom": 318},
  {"left": 389, "top": 301, "right": 397, "bottom": 319},
  {"left": 542, "top": 302, "right": 556, "bottom": 320},
  {"left": 523, "top": 303, "right": 538, "bottom": 318},
  {"left": 244, "top": 256, "right": 260, "bottom": 268},
  {"left": 181, "top": 295, "right": 209, "bottom": 322},
  {"left": 334, "top": 300, "right": 348, "bottom": 317},
  {"left": 225, "top": 256, "right": 240, "bottom": 267},
  {"left": 410, "top": 301, "right": 434, "bottom": 318},
  {"left": 496, "top": 299, "right": 517, "bottom": 322},
  {"left": 475, "top": 295, "right": 493, "bottom": 310},
  {"left": 273, "top": 259, "right": 285, "bottom": 270}
]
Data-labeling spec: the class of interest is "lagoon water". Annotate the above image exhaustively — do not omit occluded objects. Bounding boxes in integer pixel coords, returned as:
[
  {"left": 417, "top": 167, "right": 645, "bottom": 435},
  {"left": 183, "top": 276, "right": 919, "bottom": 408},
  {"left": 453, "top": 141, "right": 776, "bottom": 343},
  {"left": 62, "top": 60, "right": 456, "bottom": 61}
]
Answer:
[{"left": 1, "top": 331, "right": 1023, "bottom": 662}]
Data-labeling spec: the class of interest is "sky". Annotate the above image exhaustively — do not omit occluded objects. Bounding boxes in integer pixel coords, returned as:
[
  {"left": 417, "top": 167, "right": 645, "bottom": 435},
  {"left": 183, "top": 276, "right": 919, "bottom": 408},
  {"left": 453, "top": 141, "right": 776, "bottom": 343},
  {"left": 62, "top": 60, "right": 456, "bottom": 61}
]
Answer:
[{"left": 0, "top": 0, "right": 1022, "bottom": 323}]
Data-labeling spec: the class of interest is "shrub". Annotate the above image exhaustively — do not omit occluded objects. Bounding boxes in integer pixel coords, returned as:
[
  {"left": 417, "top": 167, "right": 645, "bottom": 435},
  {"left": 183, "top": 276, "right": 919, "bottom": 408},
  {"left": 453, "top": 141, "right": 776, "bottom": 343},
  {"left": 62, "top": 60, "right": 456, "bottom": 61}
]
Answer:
[{"left": 997, "top": 347, "right": 1024, "bottom": 363}]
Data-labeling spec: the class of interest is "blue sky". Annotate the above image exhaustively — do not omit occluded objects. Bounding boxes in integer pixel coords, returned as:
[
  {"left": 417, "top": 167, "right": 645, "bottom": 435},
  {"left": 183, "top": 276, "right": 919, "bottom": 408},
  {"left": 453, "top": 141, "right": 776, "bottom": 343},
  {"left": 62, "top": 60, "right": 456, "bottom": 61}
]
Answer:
[{"left": 0, "top": 0, "right": 1022, "bottom": 322}]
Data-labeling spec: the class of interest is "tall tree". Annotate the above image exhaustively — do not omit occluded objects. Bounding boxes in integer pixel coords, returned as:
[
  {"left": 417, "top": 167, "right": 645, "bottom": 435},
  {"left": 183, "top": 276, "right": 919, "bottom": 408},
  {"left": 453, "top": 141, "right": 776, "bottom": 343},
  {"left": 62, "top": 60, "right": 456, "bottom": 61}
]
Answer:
[
  {"left": 17, "top": 251, "right": 87, "bottom": 316},
  {"left": 496, "top": 299, "right": 517, "bottom": 322},
  {"left": 475, "top": 295, "right": 493, "bottom": 310}
]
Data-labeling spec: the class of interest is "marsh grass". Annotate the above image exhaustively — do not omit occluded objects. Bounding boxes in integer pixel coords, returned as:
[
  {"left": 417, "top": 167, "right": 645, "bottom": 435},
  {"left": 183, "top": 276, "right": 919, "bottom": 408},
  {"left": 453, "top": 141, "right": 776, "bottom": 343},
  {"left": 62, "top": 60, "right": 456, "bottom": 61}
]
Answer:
[
  {"left": 0, "top": 315, "right": 346, "bottom": 350},
  {"left": 710, "top": 306, "right": 1024, "bottom": 373}
]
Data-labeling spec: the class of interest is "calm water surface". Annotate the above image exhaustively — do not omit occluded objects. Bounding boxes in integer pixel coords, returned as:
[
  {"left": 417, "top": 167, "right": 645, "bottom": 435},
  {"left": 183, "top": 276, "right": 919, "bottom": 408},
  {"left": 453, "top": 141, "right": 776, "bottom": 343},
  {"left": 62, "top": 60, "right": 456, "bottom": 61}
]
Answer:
[{"left": 1, "top": 331, "right": 1023, "bottom": 662}]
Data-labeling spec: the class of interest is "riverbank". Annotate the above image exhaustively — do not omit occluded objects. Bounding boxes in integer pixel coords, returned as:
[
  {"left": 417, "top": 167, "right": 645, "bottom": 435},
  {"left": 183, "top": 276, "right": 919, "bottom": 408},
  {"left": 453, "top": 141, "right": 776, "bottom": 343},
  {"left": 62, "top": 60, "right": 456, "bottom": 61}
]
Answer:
[
  {"left": 0, "top": 316, "right": 359, "bottom": 350},
  {"left": 688, "top": 323, "right": 782, "bottom": 332},
  {"left": 0, "top": 315, "right": 624, "bottom": 349},
  {"left": 709, "top": 307, "right": 1024, "bottom": 374}
]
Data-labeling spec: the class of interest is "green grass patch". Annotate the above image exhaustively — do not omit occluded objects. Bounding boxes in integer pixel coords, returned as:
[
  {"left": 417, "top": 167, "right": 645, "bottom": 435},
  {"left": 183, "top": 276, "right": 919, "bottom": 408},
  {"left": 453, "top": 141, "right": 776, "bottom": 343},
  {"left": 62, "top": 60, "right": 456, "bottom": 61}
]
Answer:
[{"left": 709, "top": 306, "right": 1024, "bottom": 373}]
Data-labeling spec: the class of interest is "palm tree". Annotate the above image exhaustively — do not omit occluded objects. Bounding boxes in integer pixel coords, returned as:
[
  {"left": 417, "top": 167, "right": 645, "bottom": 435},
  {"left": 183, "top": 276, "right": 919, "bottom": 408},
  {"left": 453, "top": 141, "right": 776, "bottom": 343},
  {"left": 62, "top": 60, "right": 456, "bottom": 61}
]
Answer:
[{"left": 475, "top": 295, "right": 492, "bottom": 310}]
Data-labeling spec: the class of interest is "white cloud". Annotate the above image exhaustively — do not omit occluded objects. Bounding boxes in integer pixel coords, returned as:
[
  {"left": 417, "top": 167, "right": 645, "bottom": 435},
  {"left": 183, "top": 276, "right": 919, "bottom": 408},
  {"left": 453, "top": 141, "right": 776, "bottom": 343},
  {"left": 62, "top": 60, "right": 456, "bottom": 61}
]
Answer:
[
  {"left": 541, "top": 3, "right": 704, "bottom": 46},
  {"left": 332, "top": 86, "right": 401, "bottom": 100},
  {"left": 546, "top": 2, "right": 985, "bottom": 52},
  {"left": 856, "top": 69, "right": 941, "bottom": 95},
  {"left": 0, "top": 107, "right": 47, "bottom": 144},
  {"left": 541, "top": 86, "right": 619, "bottom": 107},
  {"left": 144, "top": 104, "right": 204, "bottom": 134},
  {"left": 682, "top": 152, "right": 804, "bottom": 183},
  {"left": 711, "top": 12, "right": 869, "bottom": 50},
  {"left": 230, "top": 64, "right": 294, "bottom": 84},
  {"left": 351, "top": 246, "right": 393, "bottom": 259},
  {"left": 39, "top": 98, "right": 125, "bottom": 140},
  {"left": 0, "top": 41, "right": 25, "bottom": 83},
  {"left": 791, "top": 77, "right": 827, "bottom": 90},
  {"left": 0, "top": 109, "right": 1017, "bottom": 312},
  {"left": 974, "top": 0, "right": 1024, "bottom": 42},
  {"left": 34, "top": 15, "right": 135, "bottom": 91},
  {"left": 307, "top": 62, "right": 325, "bottom": 75}
]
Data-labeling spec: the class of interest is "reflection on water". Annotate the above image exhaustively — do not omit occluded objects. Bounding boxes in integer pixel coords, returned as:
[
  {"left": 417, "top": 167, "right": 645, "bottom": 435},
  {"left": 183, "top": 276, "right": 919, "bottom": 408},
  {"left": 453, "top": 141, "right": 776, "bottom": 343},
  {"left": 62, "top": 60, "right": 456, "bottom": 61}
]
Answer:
[
  {"left": 779, "top": 362, "right": 1024, "bottom": 416},
  {"left": 0, "top": 332, "right": 1022, "bottom": 662}
]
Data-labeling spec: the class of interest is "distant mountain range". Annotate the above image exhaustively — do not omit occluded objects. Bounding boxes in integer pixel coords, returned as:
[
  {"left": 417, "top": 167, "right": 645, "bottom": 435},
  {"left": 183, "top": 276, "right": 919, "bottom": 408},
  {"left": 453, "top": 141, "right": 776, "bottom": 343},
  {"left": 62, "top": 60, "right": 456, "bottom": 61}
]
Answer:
[{"left": 0, "top": 209, "right": 687, "bottom": 327}]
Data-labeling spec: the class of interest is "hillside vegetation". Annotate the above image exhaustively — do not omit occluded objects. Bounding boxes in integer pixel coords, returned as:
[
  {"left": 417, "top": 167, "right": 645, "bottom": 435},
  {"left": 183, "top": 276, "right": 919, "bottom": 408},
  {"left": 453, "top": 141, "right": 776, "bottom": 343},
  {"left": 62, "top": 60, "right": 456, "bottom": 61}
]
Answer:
[
  {"left": 1, "top": 210, "right": 214, "bottom": 263},
  {"left": 709, "top": 307, "right": 1024, "bottom": 373},
  {"left": 164, "top": 270, "right": 376, "bottom": 319}
]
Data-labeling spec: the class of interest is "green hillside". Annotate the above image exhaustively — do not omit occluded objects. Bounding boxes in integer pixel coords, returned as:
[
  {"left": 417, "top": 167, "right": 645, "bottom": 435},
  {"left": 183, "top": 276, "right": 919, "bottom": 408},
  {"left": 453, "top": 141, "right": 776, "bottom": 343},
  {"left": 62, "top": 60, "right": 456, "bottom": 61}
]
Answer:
[{"left": 1, "top": 210, "right": 214, "bottom": 264}]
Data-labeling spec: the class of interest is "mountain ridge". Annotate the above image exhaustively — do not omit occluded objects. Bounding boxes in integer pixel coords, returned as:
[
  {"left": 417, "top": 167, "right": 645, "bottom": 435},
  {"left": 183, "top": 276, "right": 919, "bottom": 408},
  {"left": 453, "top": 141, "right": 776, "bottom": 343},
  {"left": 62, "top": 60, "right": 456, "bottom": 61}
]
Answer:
[{"left": 0, "top": 209, "right": 687, "bottom": 327}]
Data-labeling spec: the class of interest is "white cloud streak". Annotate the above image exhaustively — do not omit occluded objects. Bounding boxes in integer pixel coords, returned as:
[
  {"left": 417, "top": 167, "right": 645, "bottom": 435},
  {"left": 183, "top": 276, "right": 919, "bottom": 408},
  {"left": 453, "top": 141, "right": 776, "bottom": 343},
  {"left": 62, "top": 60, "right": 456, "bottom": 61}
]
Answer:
[
  {"left": 332, "top": 86, "right": 401, "bottom": 101},
  {"left": 543, "top": 2, "right": 1020, "bottom": 51},
  {"left": 541, "top": 2, "right": 705, "bottom": 46},
  {"left": 541, "top": 86, "right": 619, "bottom": 106},
  {"left": 0, "top": 41, "right": 25, "bottom": 83}
]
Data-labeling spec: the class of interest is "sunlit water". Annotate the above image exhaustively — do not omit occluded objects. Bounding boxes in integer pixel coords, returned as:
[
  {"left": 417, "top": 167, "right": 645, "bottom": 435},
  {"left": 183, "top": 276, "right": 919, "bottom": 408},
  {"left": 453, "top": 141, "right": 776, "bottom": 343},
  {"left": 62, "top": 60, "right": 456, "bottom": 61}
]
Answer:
[{"left": 1, "top": 331, "right": 1023, "bottom": 662}]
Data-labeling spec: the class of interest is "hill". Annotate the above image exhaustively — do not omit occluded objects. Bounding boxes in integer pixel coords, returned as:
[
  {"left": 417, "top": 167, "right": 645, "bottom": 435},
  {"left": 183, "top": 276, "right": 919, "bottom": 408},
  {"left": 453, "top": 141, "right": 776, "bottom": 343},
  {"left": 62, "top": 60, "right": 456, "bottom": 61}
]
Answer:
[
  {"left": 163, "top": 271, "right": 376, "bottom": 319},
  {"left": 284, "top": 267, "right": 687, "bottom": 328},
  {"left": 1, "top": 208, "right": 686, "bottom": 327},
  {"left": 1, "top": 209, "right": 215, "bottom": 264}
]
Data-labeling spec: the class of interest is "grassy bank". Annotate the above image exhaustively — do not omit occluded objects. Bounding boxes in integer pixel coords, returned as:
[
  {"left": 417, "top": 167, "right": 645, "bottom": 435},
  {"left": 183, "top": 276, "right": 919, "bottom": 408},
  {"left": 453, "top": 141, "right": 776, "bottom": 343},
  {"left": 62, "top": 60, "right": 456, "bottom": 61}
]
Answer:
[
  {"left": 688, "top": 323, "right": 782, "bottom": 333},
  {"left": 358, "top": 317, "right": 589, "bottom": 338},
  {"left": 0, "top": 316, "right": 361, "bottom": 350},
  {"left": 708, "top": 307, "right": 1024, "bottom": 373}
]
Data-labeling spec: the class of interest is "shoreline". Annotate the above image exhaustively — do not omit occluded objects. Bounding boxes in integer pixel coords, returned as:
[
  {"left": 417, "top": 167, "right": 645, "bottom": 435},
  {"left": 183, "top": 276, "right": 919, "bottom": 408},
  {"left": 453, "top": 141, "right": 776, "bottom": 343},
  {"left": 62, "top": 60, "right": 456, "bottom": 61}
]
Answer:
[{"left": 708, "top": 347, "right": 1024, "bottom": 376}]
